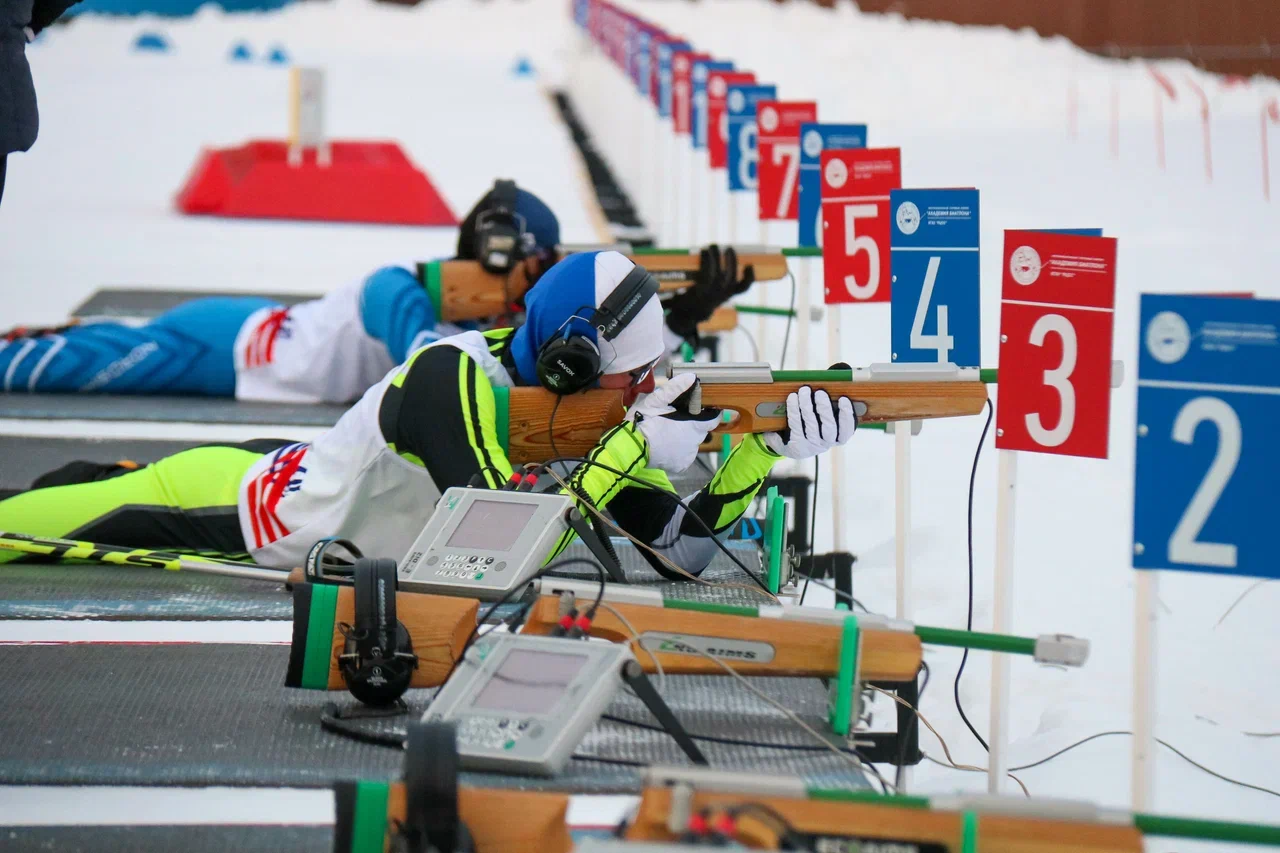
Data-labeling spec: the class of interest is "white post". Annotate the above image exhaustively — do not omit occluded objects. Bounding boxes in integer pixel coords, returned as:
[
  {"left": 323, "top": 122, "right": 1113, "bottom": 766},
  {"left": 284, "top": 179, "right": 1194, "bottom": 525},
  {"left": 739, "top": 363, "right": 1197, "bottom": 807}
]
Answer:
[
  {"left": 795, "top": 259, "right": 810, "bottom": 369},
  {"left": 827, "top": 307, "right": 845, "bottom": 554},
  {"left": 653, "top": 117, "right": 666, "bottom": 240},
  {"left": 1132, "top": 570, "right": 1160, "bottom": 810},
  {"left": 687, "top": 146, "right": 700, "bottom": 247},
  {"left": 706, "top": 161, "right": 718, "bottom": 248},
  {"left": 988, "top": 448, "right": 1018, "bottom": 794},
  {"left": 667, "top": 132, "right": 680, "bottom": 247},
  {"left": 757, "top": 220, "right": 770, "bottom": 357},
  {"left": 894, "top": 424, "right": 912, "bottom": 622},
  {"left": 726, "top": 191, "right": 738, "bottom": 246}
]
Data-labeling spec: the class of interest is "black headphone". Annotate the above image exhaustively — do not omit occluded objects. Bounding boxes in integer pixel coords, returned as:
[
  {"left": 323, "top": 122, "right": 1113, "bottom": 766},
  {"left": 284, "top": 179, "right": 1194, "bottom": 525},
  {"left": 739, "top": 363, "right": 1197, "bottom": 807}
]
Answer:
[
  {"left": 393, "top": 722, "right": 475, "bottom": 853},
  {"left": 534, "top": 262, "right": 661, "bottom": 395},
  {"left": 473, "top": 180, "right": 527, "bottom": 275},
  {"left": 338, "top": 558, "right": 418, "bottom": 707}
]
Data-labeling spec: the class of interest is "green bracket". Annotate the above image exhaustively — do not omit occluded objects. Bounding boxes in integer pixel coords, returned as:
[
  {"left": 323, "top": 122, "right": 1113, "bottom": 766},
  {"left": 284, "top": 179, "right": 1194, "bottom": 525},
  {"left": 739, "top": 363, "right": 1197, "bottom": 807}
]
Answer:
[
  {"left": 961, "top": 811, "right": 979, "bottom": 853},
  {"left": 763, "top": 486, "right": 786, "bottom": 593},
  {"left": 422, "top": 261, "right": 442, "bottom": 318},
  {"left": 680, "top": 342, "right": 695, "bottom": 363},
  {"left": 828, "top": 612, "right": 861, "bottom": 736}
]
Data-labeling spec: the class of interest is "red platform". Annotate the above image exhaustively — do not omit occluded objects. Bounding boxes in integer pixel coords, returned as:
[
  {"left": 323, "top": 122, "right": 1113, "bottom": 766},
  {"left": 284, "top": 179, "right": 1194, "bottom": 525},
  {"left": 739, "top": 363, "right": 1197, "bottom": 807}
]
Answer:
[{"left": 175, "top": 140, "right": 457, "bottom": 226}]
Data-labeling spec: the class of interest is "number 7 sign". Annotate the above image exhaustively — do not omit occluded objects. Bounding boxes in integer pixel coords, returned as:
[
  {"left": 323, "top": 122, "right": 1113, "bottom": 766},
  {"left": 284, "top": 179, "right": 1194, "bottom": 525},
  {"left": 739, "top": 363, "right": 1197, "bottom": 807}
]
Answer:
[
  {"left": 995, "top": 230, "right": 1118, "bottom": 458},
  {"left": 756, "top": 100, "right": 816, "bottom": 221},
  {"left": 820, "top": 148, "right": 901, "bottom": 304}
]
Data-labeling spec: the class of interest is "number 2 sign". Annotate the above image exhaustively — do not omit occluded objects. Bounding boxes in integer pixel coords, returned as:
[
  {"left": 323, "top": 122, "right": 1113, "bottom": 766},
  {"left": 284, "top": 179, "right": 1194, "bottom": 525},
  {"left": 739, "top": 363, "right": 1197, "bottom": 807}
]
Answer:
[
  {"left": 819, "top": 147, "right": 901, "bottom": 304},
  {"left": 1133, "top": 294, "right": 1279, "bottom": 579},
  {"left": 756, "top": 100, "right": 816, "bottom": 221},
  {"left": 995, "top": 230, "right": 1118, "bottom": 458}
]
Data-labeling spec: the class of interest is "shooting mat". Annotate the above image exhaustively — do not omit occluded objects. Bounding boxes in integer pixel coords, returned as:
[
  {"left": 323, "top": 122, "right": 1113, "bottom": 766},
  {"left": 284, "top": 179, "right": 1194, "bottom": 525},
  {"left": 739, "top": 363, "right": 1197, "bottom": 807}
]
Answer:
[{"left": 0, "top": 644, "right": 871, "bottom": 792}]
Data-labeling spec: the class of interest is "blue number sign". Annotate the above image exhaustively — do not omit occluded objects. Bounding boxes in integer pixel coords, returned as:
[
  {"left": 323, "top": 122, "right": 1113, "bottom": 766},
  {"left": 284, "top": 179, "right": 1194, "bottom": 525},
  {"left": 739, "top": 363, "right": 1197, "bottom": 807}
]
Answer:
[
  {"left": 889, "top": 189, "right": 980, "bottom": 366},
  {"left": 1133, "top": 294, "right": 1280, "bottom": 580},
  {"left": 691, "top": 59, "right": 733, "bottom": 150},
  {"left": 725, "top": 84, "right": 776, "bottom": 192},
  {"left": 797, "top": 123, "right": 866, "bottom": 248},
  {"left": 656, "top": 40, "right": 691, "bottom": 120}
]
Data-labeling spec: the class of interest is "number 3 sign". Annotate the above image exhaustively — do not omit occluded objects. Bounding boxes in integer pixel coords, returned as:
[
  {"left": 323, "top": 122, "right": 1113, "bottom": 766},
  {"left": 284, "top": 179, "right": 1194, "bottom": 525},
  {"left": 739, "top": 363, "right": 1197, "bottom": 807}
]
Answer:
[
  {"left": 995, "top": 230, "right": 1118, "bottom": 458},
  {"left": 819, "top": 147, "right": 901, "bottom": 304}
]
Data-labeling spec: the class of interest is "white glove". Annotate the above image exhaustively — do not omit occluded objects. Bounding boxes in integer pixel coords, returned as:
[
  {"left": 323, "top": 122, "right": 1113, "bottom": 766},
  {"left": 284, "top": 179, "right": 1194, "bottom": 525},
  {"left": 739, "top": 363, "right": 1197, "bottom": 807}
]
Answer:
[
  {"left": 626, "top": 373, "right": 721, "bottom": 474},
  {"left": 763, "top": 386, "right": 858, "bottom": 460}
]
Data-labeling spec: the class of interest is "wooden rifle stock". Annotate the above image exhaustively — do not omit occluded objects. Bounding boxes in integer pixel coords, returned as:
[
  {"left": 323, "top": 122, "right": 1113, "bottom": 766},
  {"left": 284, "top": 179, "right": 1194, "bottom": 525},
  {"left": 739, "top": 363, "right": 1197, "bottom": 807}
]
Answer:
[
  {"left": 499, "top": 366, "right": 989, "bottom": 464},
  {"left": 286, "top": 584, "right": 921, "bottom": 692},
  {"left": 625, "top": 785, "right": 1144, "bottom": 852},
  {"left": 336, "top": 781, "right": 572, "bottom": 853},
  {"left": 429, "top": 251, "right": 788, "bottom": 323}
]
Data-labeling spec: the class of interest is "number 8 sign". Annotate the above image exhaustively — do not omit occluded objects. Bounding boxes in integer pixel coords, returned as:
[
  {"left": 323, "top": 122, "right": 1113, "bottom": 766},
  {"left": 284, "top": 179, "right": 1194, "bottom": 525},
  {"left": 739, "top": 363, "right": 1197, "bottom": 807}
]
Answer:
[
  {"left": 819, "top": 147, "right": 901, "bottom": 305},
  {"left": 995, "top": 230, "right": 1118, "bottom": 459}
]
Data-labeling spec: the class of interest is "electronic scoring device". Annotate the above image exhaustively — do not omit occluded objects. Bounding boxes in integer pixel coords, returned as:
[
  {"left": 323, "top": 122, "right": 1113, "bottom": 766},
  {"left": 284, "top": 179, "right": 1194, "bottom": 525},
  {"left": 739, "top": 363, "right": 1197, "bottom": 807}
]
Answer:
[
  {"left": 421, "top": 634, "right": 634, "bottom": 776},
  {"left": 398, "top": 487, "right": 574, "bottom": 600}
]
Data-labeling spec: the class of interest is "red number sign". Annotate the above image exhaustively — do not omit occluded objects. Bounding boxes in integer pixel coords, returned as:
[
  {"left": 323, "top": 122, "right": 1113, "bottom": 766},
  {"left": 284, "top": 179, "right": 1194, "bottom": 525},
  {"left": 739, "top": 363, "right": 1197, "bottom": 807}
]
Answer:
[
  {"left": 672, "top": 51, "right": 709, "bottom": 136},
  {"left": 819, "top": 148, "right": 901, "bottom": 304},
  {"left": 995, "top": 230, "right": 1118, "bottom": 459},
  {"left": 756, "top": 101, "right": 817, "bottom": 221},
  {"left": 708, "top": 70, "right": 755, "bottom": 170}
]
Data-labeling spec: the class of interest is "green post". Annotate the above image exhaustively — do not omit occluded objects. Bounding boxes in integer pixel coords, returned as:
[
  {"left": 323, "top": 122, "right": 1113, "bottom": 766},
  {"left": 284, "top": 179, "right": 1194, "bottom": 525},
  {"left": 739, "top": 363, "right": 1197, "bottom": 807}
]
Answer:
[
  {"left": 828, "top": 613, "right": 859, "bottom": 736},
  {"left": 914, "top": 626, "right": 1037, "bottom": 657},
  {"left": 1135, "top": 814, "right": 1280, "bottom": 846},
  {"left": 960, "top": 812, "right": 979, "bottom": 853}
]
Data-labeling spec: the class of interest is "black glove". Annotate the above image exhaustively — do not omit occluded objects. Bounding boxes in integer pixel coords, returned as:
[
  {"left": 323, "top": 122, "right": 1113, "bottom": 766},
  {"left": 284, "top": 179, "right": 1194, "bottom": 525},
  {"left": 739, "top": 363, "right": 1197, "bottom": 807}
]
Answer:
[{"left": 662, "top": 245, "right": 757, "bottom": 339}]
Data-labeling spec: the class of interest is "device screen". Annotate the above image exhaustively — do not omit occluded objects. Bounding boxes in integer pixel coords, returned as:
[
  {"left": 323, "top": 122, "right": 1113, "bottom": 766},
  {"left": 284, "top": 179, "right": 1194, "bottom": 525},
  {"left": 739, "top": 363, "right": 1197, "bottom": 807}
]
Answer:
[
  {"left": 469, "top": 649, "right": 589, "bottom": 715},
  {"left": 446, "top": 499, "right": 540, "bottom": 551}
]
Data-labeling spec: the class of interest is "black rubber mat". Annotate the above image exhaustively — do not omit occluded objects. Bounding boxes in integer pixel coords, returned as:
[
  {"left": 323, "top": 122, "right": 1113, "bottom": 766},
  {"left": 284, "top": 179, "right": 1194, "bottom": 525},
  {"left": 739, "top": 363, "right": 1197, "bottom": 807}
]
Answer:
[
  {"left": 0, "top": 436, "right": 208, "bottom": 490},
  {"left": 3, "top": 825, "right": 331, "bottom": 853},
  {"left": 74, "top": 288, "right": 317, "bottom": 319},
  {"left": 0, "top": 563, "right": 292, "bottom": 620},
  {"left": 0, "top": 644, "right": 869, "bottom": 792},
  {"left": 0, "top": 394, "right": 347, "bottom": 426}
]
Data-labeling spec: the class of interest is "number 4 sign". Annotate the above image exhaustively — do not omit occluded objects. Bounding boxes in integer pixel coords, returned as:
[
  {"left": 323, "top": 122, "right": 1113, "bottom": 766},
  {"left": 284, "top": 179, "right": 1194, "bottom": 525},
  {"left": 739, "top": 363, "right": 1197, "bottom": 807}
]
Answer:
[
  {"left": 995, "top": 230, "right": 1118, "bottom": 458},
  {"left": 820, "top": 147, "right": 901, "bottom": 304},
  {"left": 890, "top": 189, "right": 980, "bottom": 366},
  {"left": 1133, "top": 294, "right": 1278, "bottom": 578},
  {"left": 756, "top": 100, "right": 816, "bottom": 221}
]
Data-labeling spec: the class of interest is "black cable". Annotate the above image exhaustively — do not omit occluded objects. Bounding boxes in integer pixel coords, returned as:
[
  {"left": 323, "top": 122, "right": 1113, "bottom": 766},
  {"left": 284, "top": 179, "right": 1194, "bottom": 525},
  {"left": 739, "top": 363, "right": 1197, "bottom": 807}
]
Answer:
[
  {"left": 777, "top": 269, "right": 798, "bottom": 369},
  {"left": 548, "top": 394, "right": 564, "bottom": 460},
  {"left": 537, "top": 454, "right": 774, "bottom": 595},
  {"left": 601, "top": 713, "right": 872, "bottom": 755},
  {"left": 954, "top": 399, "right": 994, "bottom": 754},
  {"left": 797, "top": 456, "right": 820, "bottom": 605},
  {"left": 570, "top": 754, "right": 648, "bottom": 767}
]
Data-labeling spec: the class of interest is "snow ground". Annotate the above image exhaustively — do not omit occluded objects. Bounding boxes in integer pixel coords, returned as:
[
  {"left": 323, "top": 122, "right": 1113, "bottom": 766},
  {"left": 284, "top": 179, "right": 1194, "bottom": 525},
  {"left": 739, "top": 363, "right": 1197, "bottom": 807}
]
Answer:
[{"left": 2, "top": 0, "right": 1279, "bottom": 847}]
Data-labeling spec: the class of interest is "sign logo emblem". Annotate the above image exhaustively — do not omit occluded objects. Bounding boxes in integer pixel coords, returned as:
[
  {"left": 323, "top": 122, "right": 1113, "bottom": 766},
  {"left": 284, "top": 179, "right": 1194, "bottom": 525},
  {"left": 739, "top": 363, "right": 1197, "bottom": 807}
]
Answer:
[
  {"left": 895, "top": 201, "right": 921, "bottom": 235},
  {"left": 759, "top": 106, "right": 779, "bottom": 133},
  {"left": 824, "top": 157, "right": 848, "bottom": 189},
  {"left": 1145, "top": 311, "right": 1192, "bottom": 364},
  {"left": 728, "top": 89, "right": 745, "bottom": 113},
  {"left": 802, "top": 129, "right": 823, "bottom": 158},
  {"left": 709, "top": 77, "right": 726, "bottom": 97},
  {"left": 1009, "top": 245, "right": 1042, "bottom": 286}
]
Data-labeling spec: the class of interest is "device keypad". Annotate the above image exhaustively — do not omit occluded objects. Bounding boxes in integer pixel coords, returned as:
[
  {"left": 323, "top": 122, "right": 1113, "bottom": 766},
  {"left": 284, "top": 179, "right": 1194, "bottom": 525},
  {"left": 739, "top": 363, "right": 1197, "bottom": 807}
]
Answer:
[{"left": 457, "top": 716, "right": 538, "bottom": 751}]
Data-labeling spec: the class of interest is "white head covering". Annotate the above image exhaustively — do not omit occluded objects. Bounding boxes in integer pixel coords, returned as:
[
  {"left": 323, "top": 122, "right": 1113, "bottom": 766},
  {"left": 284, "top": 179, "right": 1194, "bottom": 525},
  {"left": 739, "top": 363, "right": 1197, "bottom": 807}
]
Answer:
[{"left": 592, "top": 250, "right": 666, "bottom": 375}]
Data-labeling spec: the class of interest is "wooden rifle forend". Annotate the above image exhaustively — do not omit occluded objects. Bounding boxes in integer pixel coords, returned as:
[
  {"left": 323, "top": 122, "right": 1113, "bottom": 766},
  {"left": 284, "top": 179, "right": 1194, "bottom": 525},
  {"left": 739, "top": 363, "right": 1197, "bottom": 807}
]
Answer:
[
  {"left": 429, "top": 251, "right": 789, "bottom": 323},
  {"left": 498, "top": 364, "right": 990, "bottom": 464}
]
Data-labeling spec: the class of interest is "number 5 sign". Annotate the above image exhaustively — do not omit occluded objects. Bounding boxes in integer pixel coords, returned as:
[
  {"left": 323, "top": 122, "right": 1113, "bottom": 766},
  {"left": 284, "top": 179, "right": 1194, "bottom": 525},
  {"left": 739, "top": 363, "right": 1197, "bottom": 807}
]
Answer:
[
  {"left": 1133, "top": 294, "right": 1279, "bottom": 579},
  {"left": 756, "top": 100, "right": 816, "bottom": 221},
  {"left": 995, "top": 230, "right": 1118, "bottom": 458},
  {"left": 819, "top": 147, "right": 901, "bottom": 304}
]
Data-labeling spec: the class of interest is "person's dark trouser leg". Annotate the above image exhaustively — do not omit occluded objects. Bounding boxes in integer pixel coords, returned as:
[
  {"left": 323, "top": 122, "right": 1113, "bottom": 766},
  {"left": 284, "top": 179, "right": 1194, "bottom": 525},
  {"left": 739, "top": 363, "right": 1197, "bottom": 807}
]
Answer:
[{"left": 0, "top": 155, "right": 7, "bottom": 206}]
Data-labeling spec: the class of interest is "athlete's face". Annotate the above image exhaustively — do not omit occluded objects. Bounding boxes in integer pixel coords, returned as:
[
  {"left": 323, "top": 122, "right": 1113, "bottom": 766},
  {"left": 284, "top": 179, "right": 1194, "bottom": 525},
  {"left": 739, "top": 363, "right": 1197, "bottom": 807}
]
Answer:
[{"left": 598, "top": 359, "right": 658, "bottom": 406}]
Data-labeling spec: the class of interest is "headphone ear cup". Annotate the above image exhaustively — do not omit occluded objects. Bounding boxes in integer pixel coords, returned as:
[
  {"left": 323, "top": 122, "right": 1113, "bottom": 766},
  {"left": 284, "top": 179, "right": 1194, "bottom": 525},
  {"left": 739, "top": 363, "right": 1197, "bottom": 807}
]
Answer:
[
  {"left": 341, "top": 558, "right": 416, "bottom": 707},
  {"left": 536, "top": 335, "right": 601, "bottom": 396}
]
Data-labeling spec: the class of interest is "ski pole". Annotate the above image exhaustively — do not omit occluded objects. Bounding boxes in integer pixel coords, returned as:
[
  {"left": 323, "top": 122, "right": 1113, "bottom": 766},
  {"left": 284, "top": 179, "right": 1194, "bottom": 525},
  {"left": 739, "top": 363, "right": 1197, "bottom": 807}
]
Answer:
[{"left": 0, "top": 532, "right": 288, "bottom": 584}]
